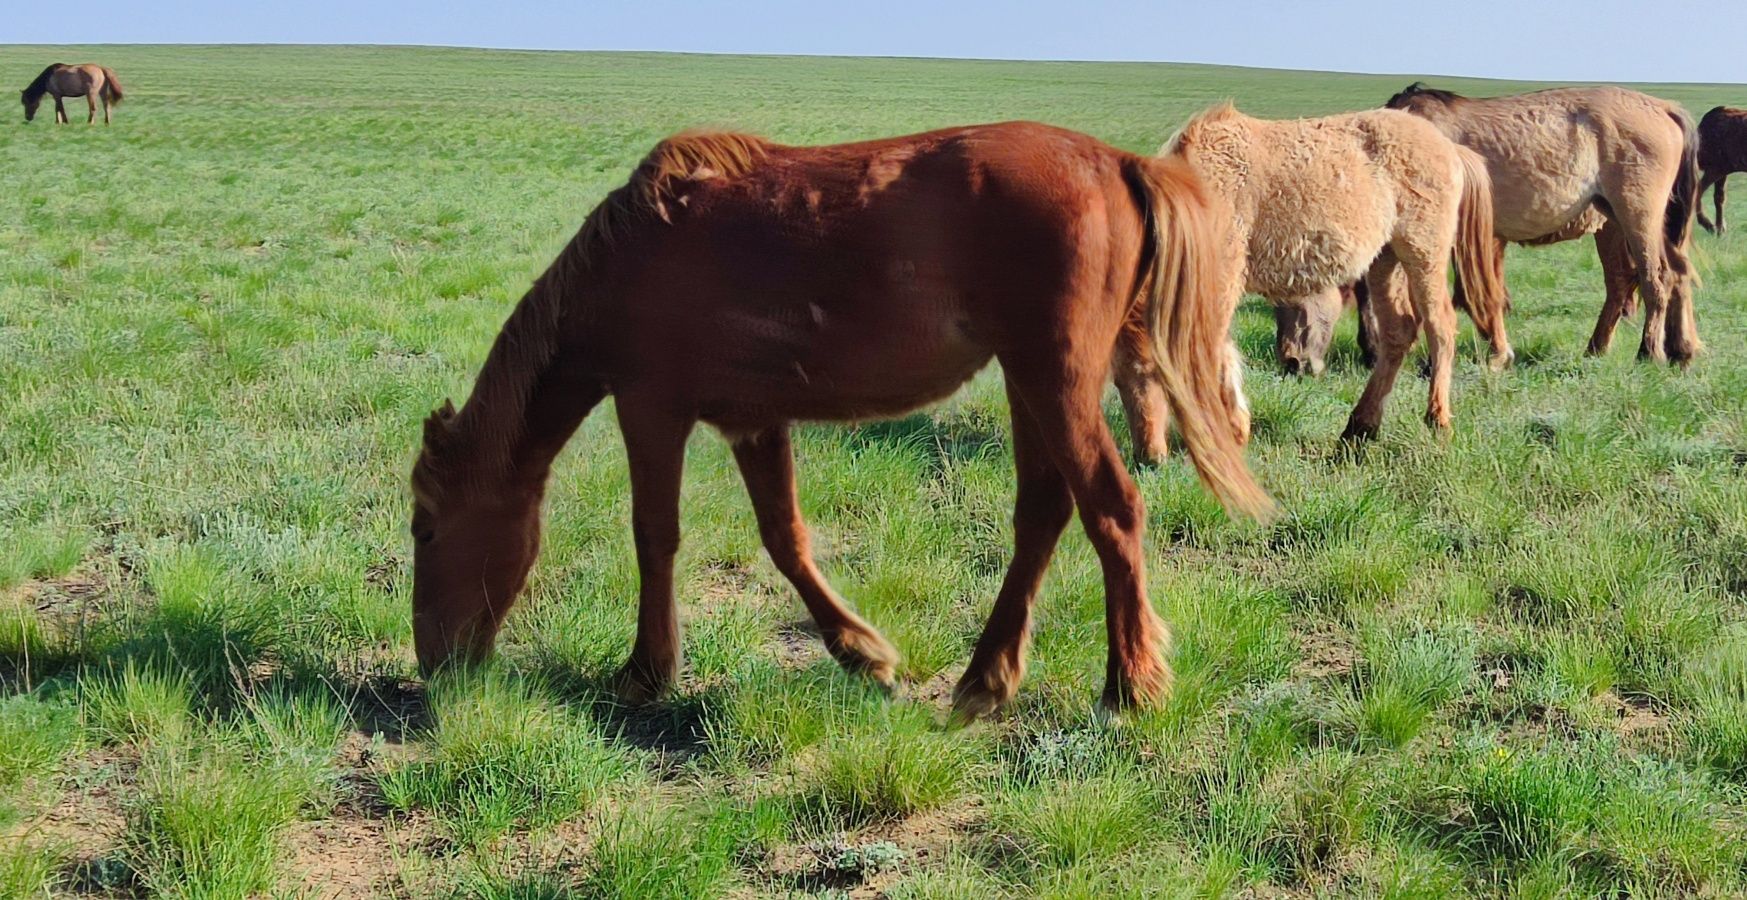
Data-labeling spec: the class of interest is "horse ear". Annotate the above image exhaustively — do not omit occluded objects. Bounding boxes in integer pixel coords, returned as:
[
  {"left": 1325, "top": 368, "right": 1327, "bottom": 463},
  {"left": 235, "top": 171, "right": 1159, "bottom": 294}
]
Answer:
[{"left": 423, "top": 399, "right": 457, "bottom": 451}]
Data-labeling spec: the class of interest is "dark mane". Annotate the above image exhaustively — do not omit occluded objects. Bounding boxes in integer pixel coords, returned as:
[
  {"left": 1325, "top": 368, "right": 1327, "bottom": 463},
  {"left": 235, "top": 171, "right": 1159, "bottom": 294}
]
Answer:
[
  {"left": 1385, "top": 81, "right": 1466, "bottom": 110},
  {"left": 21, "top": 63, "right": 64, "bottom": 101}
]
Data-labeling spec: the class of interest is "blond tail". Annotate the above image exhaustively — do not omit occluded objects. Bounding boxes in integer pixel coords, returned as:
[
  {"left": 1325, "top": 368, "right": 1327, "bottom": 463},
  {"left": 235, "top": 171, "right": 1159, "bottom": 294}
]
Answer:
[
  {"left": 1125, "top": 155, "right": 1273, "bottom": 520},
  {"left": 1452, "top": 146, "right": 1513, "bottom": 364}
]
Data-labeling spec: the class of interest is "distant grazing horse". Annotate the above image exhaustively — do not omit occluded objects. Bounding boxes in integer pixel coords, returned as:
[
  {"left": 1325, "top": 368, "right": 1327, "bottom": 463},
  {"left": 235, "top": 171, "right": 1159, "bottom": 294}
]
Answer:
[
  {"left": 409, "top": 123, "right": 1270, "bottom": 723},
  {"left": 20, "top": 63, "right": 123, "bottom": 125},
  {"left": 1697, "top": 106, "right": 1747, "bottom": 234},
  {"left": 1114, "top": 104, "right": 1507, "bottom": 452},
  {"left": 1385, "top": 83, "right": 1699, "bottom": 364}
]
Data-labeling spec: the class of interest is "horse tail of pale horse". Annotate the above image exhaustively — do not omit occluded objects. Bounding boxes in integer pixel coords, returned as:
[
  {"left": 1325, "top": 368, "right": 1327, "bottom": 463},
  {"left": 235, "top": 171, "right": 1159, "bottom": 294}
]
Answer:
[
  {"left": 1123, "top": 155, "right": 1273, "bottom": 521},
  {"left": 100, "top": 67, "right": 124, "bottom": 104},
  {"left": 1451, "top": 145, "right": 1513, "bottom": 366},
  {"left": 1664, "top": 108, "right": 1699, "bottom": 274}
]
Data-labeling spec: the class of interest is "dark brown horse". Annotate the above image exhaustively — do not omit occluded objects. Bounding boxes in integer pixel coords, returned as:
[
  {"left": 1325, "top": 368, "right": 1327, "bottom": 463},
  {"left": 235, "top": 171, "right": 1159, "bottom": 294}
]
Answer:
[
  {"left": 1698, "top": 106, "right": 1747, "bottom": 234},
  {"left": 21, "top": 63, "right": 123, "bottom": 125},
  {"left": 409, "top": 123, "right": 1270, "bottom": 723}
]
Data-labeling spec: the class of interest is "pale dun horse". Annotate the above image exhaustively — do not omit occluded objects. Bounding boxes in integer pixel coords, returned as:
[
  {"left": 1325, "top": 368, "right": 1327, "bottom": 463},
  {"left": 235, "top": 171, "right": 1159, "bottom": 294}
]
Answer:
[
  {"left": 1113, "top": 104, "right": 1508, "bottom": 457},
  {"left": 410, "top": 123, "right": 1270, "bottom": 724},
  {"left": 1385, "top": 84, "right": 1700, "bottom": 364}
]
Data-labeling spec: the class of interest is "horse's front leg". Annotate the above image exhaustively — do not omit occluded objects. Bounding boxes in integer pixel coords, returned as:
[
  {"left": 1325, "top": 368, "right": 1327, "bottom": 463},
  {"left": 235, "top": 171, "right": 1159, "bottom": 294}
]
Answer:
[
  {"left": 53, "top": 97, "right": 66, "bottom": 124},
  {"left": 612, "top": 398, "right": 696, "bottom": 704},
  {"left": 1343, "top": 252, "right": 1417, "bottom": 440},
  {"left": 730, "top": 425, "right": 898, "bottom": 686},
  {"left": 1274, "top": 286, "right": 1343, "bottom": 376}
]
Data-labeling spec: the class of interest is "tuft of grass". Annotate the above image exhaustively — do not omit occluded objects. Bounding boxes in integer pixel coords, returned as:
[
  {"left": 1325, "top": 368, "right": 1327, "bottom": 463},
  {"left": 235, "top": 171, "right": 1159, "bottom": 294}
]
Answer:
[
  {"left": 124, "top": 744, "right": 311, "bottom": 899},
  {"left": 1354, "top": 627, "right": 1475, "bottom": 747},
  {"left": 0, "top": 692, "right": 80, "bottom": 792},
  {"left": 378, "top": 669, "right": 636, "bottom": 845},
  {"left": 802, "top": 704, "right": 982, "bottom": 824},
  {"left": 0, "top": 841, "right": 65, "bottom": 899},
  {"left": 576, "top": 804, "right": 740, "bottom": 900},
  {"left": 994, "top": 773, "right": 1154, "bottom": 869},
  {"left": 0, "top": 523, "right": 87, "bottom": 592},
  {"left": 81, "top": 664, "right": 194, "bottom": 747}
]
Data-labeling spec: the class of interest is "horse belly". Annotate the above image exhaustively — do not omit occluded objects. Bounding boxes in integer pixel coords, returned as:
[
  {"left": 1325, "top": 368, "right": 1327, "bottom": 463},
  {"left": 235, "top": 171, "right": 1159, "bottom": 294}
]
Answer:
[
  {"left": 1244, "top": 217, "right": 1385, "bottom": 299},
  {"left": 692, "top": 268, "right": 993, "bottom": 425},
  {"left": 1239, "top": 156, "right": 1392, "bottom": 299},
  {"left": 1487, "top": 147, "right": 1603, "bottom": 242}
]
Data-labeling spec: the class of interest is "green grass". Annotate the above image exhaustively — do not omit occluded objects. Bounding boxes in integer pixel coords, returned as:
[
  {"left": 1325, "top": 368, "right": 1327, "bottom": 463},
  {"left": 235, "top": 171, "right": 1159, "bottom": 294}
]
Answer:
[{"left": 2, "top": 43, "right": 1747, "bottom": 895}]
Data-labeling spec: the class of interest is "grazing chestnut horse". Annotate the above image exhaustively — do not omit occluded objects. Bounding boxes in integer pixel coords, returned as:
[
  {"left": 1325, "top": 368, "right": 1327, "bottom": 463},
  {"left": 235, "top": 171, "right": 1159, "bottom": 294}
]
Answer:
[
  {"left": 1697, "top": 106, "right": 1747, "bottom": 234},
  {"left": 409, "top": 123, "right": 1270, "bottom": 722},
  {"left": 20, "top": 63, "right": 123, "bottom": 125},
  {"left": 1385, "top": 83, "right": 1699, "bottom": 364},
  {"left": 1114, "top": 104, "right": 1507, "bottom": 453}
]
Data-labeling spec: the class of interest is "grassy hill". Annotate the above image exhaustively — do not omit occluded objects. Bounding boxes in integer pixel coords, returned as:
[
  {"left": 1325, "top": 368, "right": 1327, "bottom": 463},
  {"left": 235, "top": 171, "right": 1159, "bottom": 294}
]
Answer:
[{"left": 4, "top": 45, "right": 1747, "bottom": 897}]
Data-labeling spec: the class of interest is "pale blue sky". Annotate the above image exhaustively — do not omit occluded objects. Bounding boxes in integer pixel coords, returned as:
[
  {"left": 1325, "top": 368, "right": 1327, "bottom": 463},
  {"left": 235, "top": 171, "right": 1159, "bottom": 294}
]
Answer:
[{"left": 13, "top": 0, "right": 1746, "bottom": 84}]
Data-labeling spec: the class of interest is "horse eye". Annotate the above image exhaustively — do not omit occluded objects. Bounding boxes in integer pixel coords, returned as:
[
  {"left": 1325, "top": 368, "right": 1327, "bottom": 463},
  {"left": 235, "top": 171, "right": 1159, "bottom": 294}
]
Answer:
[{"left": 412, "top": 525, "right": 435, "bottom": 545}]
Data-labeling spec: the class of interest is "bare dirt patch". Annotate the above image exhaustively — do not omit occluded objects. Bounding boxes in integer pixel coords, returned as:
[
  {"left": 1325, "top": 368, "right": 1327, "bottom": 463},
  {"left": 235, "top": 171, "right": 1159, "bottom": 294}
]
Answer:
[
  {"left": 754, "top": 799, "right": 982, "bottom": 897},
  {"left": 2, "top": 750, "right": 136, "bottom": 896},
  {"left": 1294, "top": 627, "right": 1357, "bottom": 680}
]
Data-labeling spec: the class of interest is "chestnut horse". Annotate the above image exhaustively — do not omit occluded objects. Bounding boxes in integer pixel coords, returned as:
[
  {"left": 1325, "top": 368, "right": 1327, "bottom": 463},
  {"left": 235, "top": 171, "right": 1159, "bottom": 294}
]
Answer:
[
  {"left": 1114, "top": 104, "right": 1507, "bottom": 453},
  {"left": 1697, "top": 106, "right": 1747, "bottom": 234},
  {"left": 1385, "top": 83, "right": 1700, "bottom": 364},
  {"left": 409, "top": 123, "right": 1270, "bottom": 722},
  {"left": 20, "top": 63, "right": 123, "bottom": 125}
]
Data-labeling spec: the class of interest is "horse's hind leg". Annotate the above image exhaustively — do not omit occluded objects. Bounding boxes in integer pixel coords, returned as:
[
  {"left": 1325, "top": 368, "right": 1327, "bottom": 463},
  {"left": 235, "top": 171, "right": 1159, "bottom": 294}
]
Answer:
[
  {"left": 1601, "top": 174, "right": 1689, "bottom": 363},
  {"left": 952, "top": 376, "right": 1075, "bottom": 721},
  {"left": 1343, "top": 252, "right": 1418, "bottom": 440},
  {"left": 1112, "top": 323, "right": 1171, "bottom": 466},
  {"left": 85, "top": 92, "right": 97, "bottom": 125},
  {"left": 1588, "top": 221, "right": 1639, "bottom": 356},
  {"left": 731, "top": 426, "right": 898, "bottom": 686},
  {"left": 1404, "top": 249, "right": 1459, "bottom": 430},
  {"left": 998, "top": 357, "right": 1168, "bottom": 717},
  {"left": 612, "top": 399, "right": 696, "bottom": 704},
  {"left": 1714, "top": 176, "right": 1728, "bottom": 235},
  {"left": 1697, "top": 172, "right": 1721, "bottom": 234}
]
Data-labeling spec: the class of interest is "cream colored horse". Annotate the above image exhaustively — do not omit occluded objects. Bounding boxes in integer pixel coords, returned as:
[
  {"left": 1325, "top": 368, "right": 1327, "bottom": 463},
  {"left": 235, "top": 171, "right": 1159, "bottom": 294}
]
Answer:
[
  {"left": 1385, "top": 84, "right": 1700, "bottom": 364},
  {"left": 1114, "top": 104, "right": 1507, "bottom": 456}
]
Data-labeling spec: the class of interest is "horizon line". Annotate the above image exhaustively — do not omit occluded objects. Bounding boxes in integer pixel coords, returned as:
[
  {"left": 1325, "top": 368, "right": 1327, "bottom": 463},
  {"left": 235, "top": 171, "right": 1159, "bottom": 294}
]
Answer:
[{"left": 3, "top": 42, "right": 1742, "bottom": 89}]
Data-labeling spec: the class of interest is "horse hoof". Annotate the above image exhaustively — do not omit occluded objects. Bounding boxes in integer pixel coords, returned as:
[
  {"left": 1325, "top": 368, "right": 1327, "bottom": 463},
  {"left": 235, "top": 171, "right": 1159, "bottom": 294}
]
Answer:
[
  {"left": 826, "top": 626, "right": 901, "bottom": 689},
  {"left": 1100, "top": 663, "right": 1170, "bottom": 716},
  {"left": 949, "top": 669, "right": 1020, "bottom": 726},
  {"left": 612, "top": 659, "right": 675, "bottom": 706},
  {"left": 1340, "top": 422, "right": 1379, "bottom": 443},
  {"left": 1489, "top": 350, "right": 1516, "bottom": 372}
]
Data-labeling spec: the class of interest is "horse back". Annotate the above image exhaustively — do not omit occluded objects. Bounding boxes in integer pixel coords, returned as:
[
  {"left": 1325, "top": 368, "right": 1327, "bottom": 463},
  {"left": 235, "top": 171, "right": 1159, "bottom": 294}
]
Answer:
[
  {"left": 1176, "top": 108, "right": 1447, "bottom": 296},
  {"left": 1698, "top": 106, "right": 1747, "bottom": 173},
  {"left": 582, "top": 122, "right": 1149, "bottom": 423}
]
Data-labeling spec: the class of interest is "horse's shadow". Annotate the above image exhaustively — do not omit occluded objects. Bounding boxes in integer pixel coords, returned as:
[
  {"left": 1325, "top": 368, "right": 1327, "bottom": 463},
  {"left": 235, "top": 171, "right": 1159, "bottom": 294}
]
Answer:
[{"left": 519, "top": 661, "right": 717, "bottom": 765}]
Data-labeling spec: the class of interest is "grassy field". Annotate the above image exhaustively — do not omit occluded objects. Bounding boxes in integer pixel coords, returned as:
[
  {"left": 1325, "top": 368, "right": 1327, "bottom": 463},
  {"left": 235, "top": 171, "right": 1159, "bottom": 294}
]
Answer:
[{"left": 4, "top": 44, "right": 1747, "bottom": 898}]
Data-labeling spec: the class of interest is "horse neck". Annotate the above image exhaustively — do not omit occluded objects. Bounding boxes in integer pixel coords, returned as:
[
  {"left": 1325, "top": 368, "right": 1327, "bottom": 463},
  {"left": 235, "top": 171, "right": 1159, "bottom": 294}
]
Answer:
[
  {"left": 448, "top": 271, "right": 602, "bottom": 496},
  {"left": 1414, "top": 102, "right": 1469, "bottom": 141}
]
